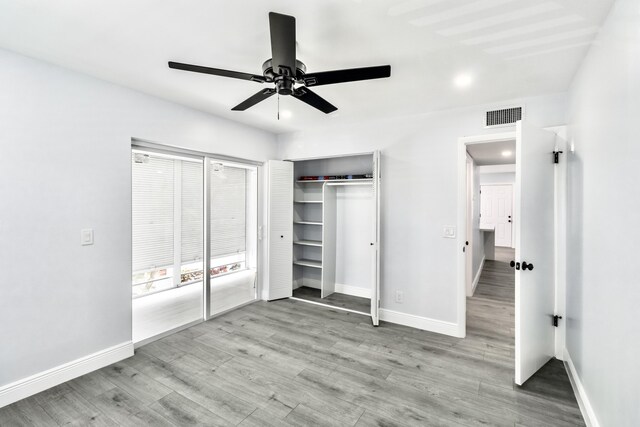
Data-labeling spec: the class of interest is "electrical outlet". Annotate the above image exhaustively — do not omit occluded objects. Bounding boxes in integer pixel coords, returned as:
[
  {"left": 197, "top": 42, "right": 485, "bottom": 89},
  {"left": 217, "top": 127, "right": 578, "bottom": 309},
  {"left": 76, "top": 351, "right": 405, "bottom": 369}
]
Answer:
[{"left": 395, "top": 290, "right": 404, "bottom": 303}]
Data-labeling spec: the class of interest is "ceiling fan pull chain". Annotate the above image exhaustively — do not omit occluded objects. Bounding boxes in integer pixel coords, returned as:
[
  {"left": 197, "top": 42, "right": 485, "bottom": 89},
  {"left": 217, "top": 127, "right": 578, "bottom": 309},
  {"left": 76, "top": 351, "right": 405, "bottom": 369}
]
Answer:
[{"left": 277, "top": 93, "right": 280, "bottom": 120}]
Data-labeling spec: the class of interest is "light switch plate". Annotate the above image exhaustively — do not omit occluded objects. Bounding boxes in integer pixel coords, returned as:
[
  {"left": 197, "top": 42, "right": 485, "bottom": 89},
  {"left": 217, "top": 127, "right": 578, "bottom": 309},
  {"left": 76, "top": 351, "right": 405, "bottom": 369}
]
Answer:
[
  {"left": 81, "top": 229, "right": 94, "bottom": 246},
  {"left": 443, "top": 226, "right": 456, "bottom": 239}
]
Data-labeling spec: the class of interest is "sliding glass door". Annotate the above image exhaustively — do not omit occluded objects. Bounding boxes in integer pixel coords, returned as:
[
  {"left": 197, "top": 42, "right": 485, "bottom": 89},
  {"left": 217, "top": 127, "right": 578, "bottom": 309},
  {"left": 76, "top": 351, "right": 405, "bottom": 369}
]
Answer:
[
  {"left": 131, "top": 148, "right": 258, "bottom": 343},
  {"left": 208, "top": 160, "right": 258, "bottom": 317},
  {"left": 131, "top": 150, "right": 204, "bottom": 343}
]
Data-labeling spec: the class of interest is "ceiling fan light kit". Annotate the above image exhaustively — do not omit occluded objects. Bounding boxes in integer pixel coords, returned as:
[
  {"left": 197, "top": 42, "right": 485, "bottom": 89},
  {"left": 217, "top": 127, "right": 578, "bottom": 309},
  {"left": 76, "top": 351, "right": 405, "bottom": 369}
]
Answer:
[{"left": 168, "top": 12, "right": 391, "bottom": 116}]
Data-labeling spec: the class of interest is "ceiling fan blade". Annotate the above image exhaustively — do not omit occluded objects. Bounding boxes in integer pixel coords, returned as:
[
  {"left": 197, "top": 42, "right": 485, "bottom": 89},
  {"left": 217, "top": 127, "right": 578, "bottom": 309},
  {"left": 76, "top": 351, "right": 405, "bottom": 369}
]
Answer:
[
  {"left": 293, "top": 87, "right": 337, "bottom": 114},
  {"left": 302, "top": 65, "right": 391, "bottom": 87},
  {"left": 168, "top": 61, "right": 265, "bottom": 83},
  {"left": 231, "top": 88, "right": 276, "bottom": 111},
  {"left": 269, "top": 12, "right": 296, "bottom": 77}
]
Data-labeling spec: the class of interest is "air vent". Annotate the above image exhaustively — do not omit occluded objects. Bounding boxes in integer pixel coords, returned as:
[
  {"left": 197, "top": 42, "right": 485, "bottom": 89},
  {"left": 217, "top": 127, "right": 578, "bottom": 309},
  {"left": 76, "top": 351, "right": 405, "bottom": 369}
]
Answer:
[{"left": 484, "top": 106, "right": 523, "bottom": 128}]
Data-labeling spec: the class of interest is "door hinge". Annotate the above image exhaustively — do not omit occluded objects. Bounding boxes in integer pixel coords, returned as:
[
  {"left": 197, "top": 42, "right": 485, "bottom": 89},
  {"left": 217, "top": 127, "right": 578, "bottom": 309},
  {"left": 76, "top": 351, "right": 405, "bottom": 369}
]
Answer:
[
  {"left": 553, "top": 151, "right": 564, "bottom": 164},
  {"left": 553, "top": 315, "right": 563, "bottom": 327}
]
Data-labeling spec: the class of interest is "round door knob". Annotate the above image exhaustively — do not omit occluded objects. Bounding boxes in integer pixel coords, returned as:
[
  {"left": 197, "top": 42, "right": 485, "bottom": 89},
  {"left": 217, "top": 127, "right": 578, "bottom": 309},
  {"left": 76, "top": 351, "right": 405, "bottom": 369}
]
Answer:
[
  {"left": 510, "top": 261, "right": 515, "bottom": 268},
  {"left": 522, "top": 261, "right": 534, "bottom": 271}
]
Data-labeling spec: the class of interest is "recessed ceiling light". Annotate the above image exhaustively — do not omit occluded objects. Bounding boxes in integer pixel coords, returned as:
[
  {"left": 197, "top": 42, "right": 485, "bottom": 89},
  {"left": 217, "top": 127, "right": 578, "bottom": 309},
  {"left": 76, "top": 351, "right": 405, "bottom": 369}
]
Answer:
[
  {"left": 279, "top": 110, "right": 292, "bottom": 119},
  {"left": 454, "top": 73, "right": 473, "bottom": 88},
  {"left": 501, "top": 150, "right": 512, "bottom": 157}
]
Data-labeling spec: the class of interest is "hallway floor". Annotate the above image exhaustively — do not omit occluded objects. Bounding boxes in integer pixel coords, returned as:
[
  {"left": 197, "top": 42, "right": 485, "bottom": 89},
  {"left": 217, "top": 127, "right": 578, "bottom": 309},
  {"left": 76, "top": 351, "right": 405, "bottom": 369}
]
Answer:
[{"left": 1, "top": 259, "right": 584, "bottom": 426}]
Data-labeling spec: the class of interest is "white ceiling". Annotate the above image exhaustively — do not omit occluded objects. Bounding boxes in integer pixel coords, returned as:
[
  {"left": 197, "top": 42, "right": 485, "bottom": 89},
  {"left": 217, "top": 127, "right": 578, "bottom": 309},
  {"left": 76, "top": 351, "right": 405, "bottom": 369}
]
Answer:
[
  {"left": 467, "top": 140, "right": 516, "bottom": 165},
  {"left": 0, "top": 0, "right": 613, "bottom": 134}
]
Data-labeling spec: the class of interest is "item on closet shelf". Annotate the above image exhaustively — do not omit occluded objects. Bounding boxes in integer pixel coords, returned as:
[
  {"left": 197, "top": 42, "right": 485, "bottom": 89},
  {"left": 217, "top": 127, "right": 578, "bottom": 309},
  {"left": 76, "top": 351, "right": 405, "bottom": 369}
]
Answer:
[
  {"left": 299, "top": 175, "right": 338, "bottom": 181},
  {"left": 298, "top": 174, "right": 372, "bottom": 181}
]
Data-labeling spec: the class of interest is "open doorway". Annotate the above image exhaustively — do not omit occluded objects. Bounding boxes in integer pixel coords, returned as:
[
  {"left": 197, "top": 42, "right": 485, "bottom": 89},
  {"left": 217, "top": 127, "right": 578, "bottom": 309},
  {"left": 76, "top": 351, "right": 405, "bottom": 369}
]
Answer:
[
  {"left": 458, "top": 123, "right": 562, "bottom": 386},
  {"left": 465, "top": 139, "right": 516, "bottom": 296}
]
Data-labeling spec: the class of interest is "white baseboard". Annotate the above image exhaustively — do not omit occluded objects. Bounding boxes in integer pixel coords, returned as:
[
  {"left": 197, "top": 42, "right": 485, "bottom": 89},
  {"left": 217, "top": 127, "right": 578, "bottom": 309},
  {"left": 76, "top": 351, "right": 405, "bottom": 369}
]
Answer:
[
  {"left": 471, "top": 257, "right": 485, "bottom": 296},
  {"left": 564, "top": 348, "right": 600, "bottom": 427},
  {"left": 0, "top": 342, "right": 133, "bottom": 408},
  {"left": 335, "top": 283, "right": 371, "bottom": 299},
  {"left": 379, "top": 309, "right": 461, "bottom": 337}
]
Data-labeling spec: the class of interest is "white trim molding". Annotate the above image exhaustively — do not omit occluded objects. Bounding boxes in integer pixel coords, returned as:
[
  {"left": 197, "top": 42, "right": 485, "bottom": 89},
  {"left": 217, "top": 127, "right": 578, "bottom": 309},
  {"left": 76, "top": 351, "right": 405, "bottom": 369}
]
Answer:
[
  {"left": 380, "top": 309, "right": 461, "bottom": 338},
  {"left": 471, "top": 257, "right": 485, "bottom": 296},
  {"left": 0, "top": 342, "right": 133, "bottom": 408},
  {"left": 564, "top": 348, "right": 600, "bottom": 427}
]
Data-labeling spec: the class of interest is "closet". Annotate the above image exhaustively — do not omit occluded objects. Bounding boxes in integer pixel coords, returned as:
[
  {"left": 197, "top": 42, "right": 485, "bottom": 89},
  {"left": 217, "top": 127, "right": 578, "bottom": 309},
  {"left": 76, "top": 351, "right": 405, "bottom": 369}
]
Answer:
[{"left": 266, "top": 152, "right": 380, "bottom": 325}]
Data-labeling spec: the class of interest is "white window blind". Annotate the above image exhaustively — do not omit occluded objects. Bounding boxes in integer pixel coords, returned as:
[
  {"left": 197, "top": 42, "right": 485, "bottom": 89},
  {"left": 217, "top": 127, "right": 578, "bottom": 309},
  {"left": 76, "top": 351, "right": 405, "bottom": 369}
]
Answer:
[
  {"left": 210, "top": 165, "right": 246, "bottom": 257},
  {"left": 132, "top": 154, "right": 174, "bottom": 272},
  {"left": 181, "top": 161, "right": 203, "bottom": 263}
]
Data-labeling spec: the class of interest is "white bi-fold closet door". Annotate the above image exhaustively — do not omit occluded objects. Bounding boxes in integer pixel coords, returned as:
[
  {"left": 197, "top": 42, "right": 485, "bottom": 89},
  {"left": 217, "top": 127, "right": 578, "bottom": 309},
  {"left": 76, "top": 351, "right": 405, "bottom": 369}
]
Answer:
[{"left": 265, "top": 152, "right": 381, "bottom": 325}]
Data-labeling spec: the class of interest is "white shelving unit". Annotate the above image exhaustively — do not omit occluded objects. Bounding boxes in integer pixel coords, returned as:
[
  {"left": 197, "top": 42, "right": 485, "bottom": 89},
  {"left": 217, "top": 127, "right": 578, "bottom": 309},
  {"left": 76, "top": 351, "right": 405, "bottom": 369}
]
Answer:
[{"left": 292, "top": 177, "right": 324, "bottom": 290}]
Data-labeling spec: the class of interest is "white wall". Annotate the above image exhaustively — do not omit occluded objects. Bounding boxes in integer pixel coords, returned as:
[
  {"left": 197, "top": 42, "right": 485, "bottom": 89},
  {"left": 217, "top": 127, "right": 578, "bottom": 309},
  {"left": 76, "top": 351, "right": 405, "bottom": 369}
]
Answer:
[
  {"left": 565, "top": 0, "right": 640, "bottom": 425},
  {"left": 278, "top": 93, "right": 566, "bottom": 325},
  {"left": 0, "top": 49, "right": 277, "bottom": 388},
  {"left": 479, "top": 172, "right": 515, "bottom": 185}
]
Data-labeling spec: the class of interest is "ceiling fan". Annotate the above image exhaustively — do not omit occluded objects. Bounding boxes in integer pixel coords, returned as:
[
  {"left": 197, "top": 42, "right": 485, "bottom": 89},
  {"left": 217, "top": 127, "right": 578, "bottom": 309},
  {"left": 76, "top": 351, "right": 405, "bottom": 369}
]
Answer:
[{"left": 168, "top": 12, "right": 391, "bottom": 115}]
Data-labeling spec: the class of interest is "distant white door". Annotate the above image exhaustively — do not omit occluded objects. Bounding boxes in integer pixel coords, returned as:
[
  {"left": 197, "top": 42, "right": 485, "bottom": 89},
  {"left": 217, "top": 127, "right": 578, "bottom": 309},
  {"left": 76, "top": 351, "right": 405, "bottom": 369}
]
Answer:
[
  {"left": 480, "top": 185, "right": 513, "bottom": 247},
  {"left": 514, "top": 120, "right": 556, "bottom": 385}
]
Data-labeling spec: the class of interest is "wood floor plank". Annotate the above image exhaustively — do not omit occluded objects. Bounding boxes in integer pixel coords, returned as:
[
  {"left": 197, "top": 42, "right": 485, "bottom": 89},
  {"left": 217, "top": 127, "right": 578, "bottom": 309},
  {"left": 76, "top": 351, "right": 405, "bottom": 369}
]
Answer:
[
  {"left": 6, "top": 396, "right": 59, "bottom": 426},
  {"left": 86, "top": 387, "right": 155, "bottom": 425},
  {"left": 148, "top": 391, "right": 230, "bottom": 426},
  {"left": 99, "top": 362, "right": 172, "bottom": 405}
]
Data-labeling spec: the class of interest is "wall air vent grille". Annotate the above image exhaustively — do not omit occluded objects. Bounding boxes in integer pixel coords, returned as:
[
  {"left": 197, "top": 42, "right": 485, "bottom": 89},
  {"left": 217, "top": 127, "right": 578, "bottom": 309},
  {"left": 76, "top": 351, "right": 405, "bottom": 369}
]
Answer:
[{"left": 485, "top": 106, "right": 523, "bottom": 128}]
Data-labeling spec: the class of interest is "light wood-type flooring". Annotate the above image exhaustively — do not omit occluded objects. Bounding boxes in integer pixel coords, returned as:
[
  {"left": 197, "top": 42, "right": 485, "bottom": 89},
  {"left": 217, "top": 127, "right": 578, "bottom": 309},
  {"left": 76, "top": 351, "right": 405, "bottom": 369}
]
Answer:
[{"left": 0, "top": 256, "right": 583, "bottom": 426}]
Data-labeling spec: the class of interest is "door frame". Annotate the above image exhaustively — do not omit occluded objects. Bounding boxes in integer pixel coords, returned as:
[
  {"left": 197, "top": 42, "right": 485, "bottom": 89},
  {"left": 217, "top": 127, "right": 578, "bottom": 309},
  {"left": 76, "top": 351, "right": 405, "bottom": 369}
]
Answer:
[{"left": 456, "top": 131, "right": 516, "bottom": 338}]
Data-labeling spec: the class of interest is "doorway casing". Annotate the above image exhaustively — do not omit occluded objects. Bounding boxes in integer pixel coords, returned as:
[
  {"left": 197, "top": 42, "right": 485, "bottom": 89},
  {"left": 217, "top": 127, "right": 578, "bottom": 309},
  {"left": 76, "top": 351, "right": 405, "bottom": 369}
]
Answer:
[{"left": 457, "top": 132, "right": 516, "bottom": 338}]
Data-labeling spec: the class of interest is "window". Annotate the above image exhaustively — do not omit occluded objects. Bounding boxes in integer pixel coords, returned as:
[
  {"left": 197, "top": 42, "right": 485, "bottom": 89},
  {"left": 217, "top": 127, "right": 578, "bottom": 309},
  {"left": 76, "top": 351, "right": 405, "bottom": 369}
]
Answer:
[{"left": 131, "top": 151, "right": 203, "bottom": 297}]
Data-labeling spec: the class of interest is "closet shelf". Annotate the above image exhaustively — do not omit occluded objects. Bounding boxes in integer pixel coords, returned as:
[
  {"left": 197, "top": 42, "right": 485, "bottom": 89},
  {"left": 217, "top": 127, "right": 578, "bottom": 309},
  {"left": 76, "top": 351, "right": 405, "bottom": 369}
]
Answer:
[
  {"left": 294, "top": 240, "right": 323, "bottom": 247},
  {"left": 293, "top": 259, "right": 322, "bottom": 269},
  {"left": 293, "top": 221, "right": 323, "bottom": 226},
  {"left": 294, "top": 200, "right": 323, "bottom": 204}
]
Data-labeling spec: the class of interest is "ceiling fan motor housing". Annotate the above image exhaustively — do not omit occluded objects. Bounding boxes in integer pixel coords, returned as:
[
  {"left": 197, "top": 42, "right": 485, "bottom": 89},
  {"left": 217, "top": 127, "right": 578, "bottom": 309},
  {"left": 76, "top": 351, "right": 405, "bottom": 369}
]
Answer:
[{"left": 262, "top": 59, "right": 307, "bottom": 95}]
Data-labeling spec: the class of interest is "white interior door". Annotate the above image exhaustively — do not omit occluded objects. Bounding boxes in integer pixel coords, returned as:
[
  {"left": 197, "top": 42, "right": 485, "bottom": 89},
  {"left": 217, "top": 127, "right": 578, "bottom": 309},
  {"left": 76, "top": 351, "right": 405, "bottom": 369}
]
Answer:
[
  {"left": 515, "top": 121, "right": 556, "bottom": 385},
  {"left": 266, "top": 160, "right": 293, "bottom": 300},
  {"left": 480, "top": 185, "right": 513, "bottom": 247},
  {"left": 371, "top": 151, "right": 381, "bottom": 326}
]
